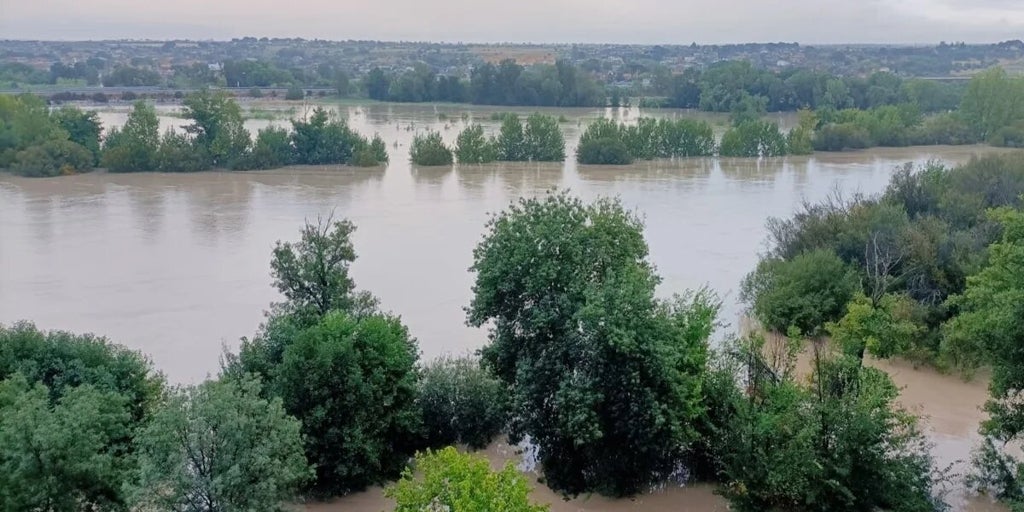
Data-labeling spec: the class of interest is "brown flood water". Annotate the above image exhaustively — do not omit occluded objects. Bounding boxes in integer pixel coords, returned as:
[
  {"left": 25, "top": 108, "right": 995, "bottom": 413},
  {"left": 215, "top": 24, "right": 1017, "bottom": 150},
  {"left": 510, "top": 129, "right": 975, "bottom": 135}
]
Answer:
[{"left": 0, "top": 102, "right": 1018, "bottom": 511}]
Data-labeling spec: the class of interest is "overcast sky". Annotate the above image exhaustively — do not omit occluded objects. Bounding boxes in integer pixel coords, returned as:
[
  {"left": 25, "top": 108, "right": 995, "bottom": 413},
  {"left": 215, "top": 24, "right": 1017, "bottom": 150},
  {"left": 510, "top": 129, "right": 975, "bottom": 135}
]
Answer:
[{"left": 2, "top": 0, "right": 1023, "bottom": 44}]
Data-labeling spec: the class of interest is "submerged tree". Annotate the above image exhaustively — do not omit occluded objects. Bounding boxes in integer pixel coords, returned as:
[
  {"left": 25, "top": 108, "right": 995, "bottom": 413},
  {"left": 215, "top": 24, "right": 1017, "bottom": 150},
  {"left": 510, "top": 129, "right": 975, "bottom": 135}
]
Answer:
[{"left": 467, "top": 192, "right": 718, "bottom": 496}]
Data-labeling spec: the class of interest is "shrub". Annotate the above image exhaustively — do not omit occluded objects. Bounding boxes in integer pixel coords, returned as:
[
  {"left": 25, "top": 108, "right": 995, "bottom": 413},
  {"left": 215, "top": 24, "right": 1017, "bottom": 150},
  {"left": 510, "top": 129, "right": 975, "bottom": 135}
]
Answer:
[
  {"left": 154, "top": 131, "right": 210, "bottom": 172},
  {"left": 496, "top": 115, "right": 526, "bottom": 161},
  {"left": 409, "top": 131, "right": 453, "bottom": 166},
  {"left": 576, "top": 136, "right": 633, "bottom": 165},
  {"left": 419, "top": 356, "right": 507, "bottom": 449},
  {"left": 522, "top": 113, "right": 565, "bottom": 161},
  {"left": 741, "top": 249, "right": 860, "bottom": 336},
  {"left": 11, "top": 139, "right": 94, "bottom": 177},
  {"left": 234, "top": 125, "right": 294, "bottom": 170},
  {"left": 284, "top": 85, "right": 305, "bottom": 101},
  {"left": 813, "top": 122, "right": 872, "bottom": 151},
  {"left": 276, "top": 312, "right": 421, "bottom": 495},
  {"left": 719, "top": 120, "right": 788, "bottom": 157},
  {"left": 386, "top": 448, "right": 548, "bottom": 512},
  {"left": 455, "top": 124, "right": 497, "bottom": 164}
]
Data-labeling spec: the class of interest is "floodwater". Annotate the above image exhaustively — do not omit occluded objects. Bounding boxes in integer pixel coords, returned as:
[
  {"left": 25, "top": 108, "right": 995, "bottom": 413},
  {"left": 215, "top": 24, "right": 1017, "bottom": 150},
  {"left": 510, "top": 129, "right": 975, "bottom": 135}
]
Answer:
[{"left": 0, "top": 102, "right": 1016, "bottom": 511}]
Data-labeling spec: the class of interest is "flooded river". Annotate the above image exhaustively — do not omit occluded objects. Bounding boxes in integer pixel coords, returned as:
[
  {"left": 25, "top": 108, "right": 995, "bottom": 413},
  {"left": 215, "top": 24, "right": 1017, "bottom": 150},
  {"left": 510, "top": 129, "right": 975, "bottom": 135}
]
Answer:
[{"left": 0, "top": 102, "right": 1015, "bottom": 511}]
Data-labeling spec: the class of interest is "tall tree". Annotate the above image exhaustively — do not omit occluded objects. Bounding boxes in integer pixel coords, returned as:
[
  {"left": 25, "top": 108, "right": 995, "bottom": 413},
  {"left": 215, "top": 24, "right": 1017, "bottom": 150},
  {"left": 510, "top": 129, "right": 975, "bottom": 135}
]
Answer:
[
  {"left": 467, "top": 192, "right": 718, "bottom": 496},
  {"left": 130, "top": 377, "right": 310, "bottom": 512}
]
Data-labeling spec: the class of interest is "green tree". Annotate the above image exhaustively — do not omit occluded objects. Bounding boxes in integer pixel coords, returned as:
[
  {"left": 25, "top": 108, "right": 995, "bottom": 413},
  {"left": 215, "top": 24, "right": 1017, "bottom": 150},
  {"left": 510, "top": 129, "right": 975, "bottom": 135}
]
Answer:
[
  {"left": 522, "top": 113, "right": 565, "bottom": 161},
  {"left": 181, "top": 90, "right": 251, "bottom": 167},
  {"left": 102, "top": 101, "right": 159, "bottom": 172},
  {"left": 420, "top": 356, "right": 507, "bottom": 449},
  {"left": 467, "top": 192, "right": 718, "bottom": 496},
  {"left": 719, "top": 120, "right": 788, "bottom": 157},
  {"left": 334, "top": 69, "right": 352, "bottom": 97},
  {"left": 741, "top": 249, "right": 860, "bottom": 336},
  {"left": 0, "top": 375, "right": 131, "bottom": 512},
  {"left": 290, "top": 107, "right": 369, "bottom": 165},
  {"left": 277, "top": 311, "right": 421, "bottom": 495},
  {"left": 945, "top": 208, "right": 1024, "bottom": 507},
  {"left": 154, "top": 130, "right": 210, "bottom": 172},
  {"left": 409, "top": 130, "right": 453, "bottom": 166},
  {"left": 51, "top": 106, "right": 102, "bottom": 164},
  {"left": 365, "top": 68, "right": 391, "bottom": 101},
  {"left": 827, "top": 292, "right": 923, "bottom": 361},
  {"left": 130, "top": 377, "right": 310, "bottom": 512},
  {"left": 11, "top": 138, "right": 94, "bottom": 177},
  {"left": 455, "top": 124, "right": 497, "bottom": 164},
  {"left": 495, "top": 115, "right": 526, "bottom": 161},
  {"left": 386, "top": 447, "right": 549, "bottom": 512},
  {"left": 284, "top": 85, "right": 306, "bottom": 101},
  {"left": 786, "top": 109, "right": 817, "bottom": 155},
  {"left": 235, "top": 125, "right": 294, "bottom": 170},
  {"left": 960, "top": 68, "right": 1024, "bottom": 141}
]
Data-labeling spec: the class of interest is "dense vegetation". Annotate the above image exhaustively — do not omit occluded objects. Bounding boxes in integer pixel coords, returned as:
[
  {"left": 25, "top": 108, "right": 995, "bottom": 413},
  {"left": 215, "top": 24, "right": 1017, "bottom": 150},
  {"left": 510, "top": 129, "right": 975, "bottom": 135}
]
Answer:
[
  {"left": 576, "top": 117, "right": 715, "bottom": 164},
  {"left": 1, "top": 90, "right": 389, "bottom": 176},
  {"left": 366, "top": 59, "right": 604, "bottom": 107},
  {"left": 742, "top": 153, "right": 1024, "bottom": 367},
  {"left": 3, "top": 188, "right": 968, "bottom": 510},
  {"left": 452, "top": 113, "right": 565, "bottom": 164}
]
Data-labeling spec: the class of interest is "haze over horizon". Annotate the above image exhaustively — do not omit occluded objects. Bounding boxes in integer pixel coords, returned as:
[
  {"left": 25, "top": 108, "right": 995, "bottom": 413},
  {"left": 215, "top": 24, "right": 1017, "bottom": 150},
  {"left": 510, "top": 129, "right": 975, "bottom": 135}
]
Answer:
[{"left": 2, "top": 0, "right": 1024, "bottom": 44}]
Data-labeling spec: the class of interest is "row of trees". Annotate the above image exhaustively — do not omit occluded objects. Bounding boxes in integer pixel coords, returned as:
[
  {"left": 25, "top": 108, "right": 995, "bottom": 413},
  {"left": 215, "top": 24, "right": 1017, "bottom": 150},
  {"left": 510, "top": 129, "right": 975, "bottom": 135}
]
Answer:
[
  {"left": 366, "top": 59, "right": 605, "bottom": 107},
  {"left": 2, "top": 91, "right": 389, "bottom": 176},
  {"left": 740, "top": 152, "right": 1024, "bottom": 509},
  {"left": 1, "top": 191, "right": 953, "bottom": 511},
  {"left": 410, "top": 113, "right": 567, "bottom": 166}
]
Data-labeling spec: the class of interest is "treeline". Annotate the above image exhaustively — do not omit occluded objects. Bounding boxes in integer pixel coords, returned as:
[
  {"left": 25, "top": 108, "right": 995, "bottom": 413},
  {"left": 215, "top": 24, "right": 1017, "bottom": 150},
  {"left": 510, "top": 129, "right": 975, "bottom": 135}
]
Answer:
[
  {"left": 365, "top": 59, "right": 605, "bottom": 107},
  {"left": 654, "top": 60, "right": 967, "bottom": 113},
  {"left": 0, "top": 91, "right": 387, "bottom": 177},
  {"left": 1, "top": 194, "right": 953, "bottom": 512},
  {"left": 410, "top": 113, "right": 566, "bottom": 166},
  {"left": 740, "top": 151, "right": 1024, "bottom": 509}
]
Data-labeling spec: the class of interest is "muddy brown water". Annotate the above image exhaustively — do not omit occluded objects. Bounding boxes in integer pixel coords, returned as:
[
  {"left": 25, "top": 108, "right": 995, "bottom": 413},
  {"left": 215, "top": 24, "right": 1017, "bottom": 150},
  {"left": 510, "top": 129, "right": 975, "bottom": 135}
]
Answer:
[{"left": 0, "top": 102, "right": 1017, "bottom": 511}]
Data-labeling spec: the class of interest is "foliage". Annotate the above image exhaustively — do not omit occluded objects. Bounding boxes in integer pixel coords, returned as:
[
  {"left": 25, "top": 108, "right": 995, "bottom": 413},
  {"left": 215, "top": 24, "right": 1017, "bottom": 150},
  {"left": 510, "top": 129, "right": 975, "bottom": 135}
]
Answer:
[
  {"left": 102, "top": 66, "right": 161, "bottom": 87},
  {"left": 467, "top": 192, "right": 718, "bottom": 496},
  {"left": 181, "top": 90, "right": 251, "bottom": 168},
  {"left": 455, "top": 123, "right": 498, "bottom": 164},
  {"left": 51, "top": 106, "right": 102, "bottom": 164},
  {"left": 290, "top": 107, "right": 382, "bottom": 166},
  {"left": 576, "top": 136, "right": 633, "bottom": 165},
  {"left": 154, "top": 130, "right": 211, "bottom": 172},
  {"left": 575, "top": 117, "right": 715, "bottom": 164},
  {"left": 386, "top": 447, "right": 549, "bottom": 512},
  {"left": 0, "top": 322, "right": 163, "bottom": 510},
  {"left": 522, "top": 113, "right": 566, "bottom": 161},
  {"left": 712, "top": 345, "right": 944, "bottom": 512},
  {"left": 285, "top": 85, "right": 306, "bottom": 101},
  {"left": 410, "top": 130, "right": 454, "bottom": 166},
  {"left": 827, "top": 292, "right": 923, "bottom": 360},
  {"left": 719, "top": 120, "right": 788, "bottom": 157},
  {"left": 960, "top": 68, "right": 1024, "bottom": 140},
  {"left": 276, "top": 311, "right": 421, "bottom": 495},
  {"left": 495, "top": 115, "right": 527, "bottom": 161},
  {"left": 130, "top": 377, "right": 310, "bottom": 512},
  {"left": 102, "top": 101, "right": 160, "bottom": 172},
  {"left": 786, "top": 109, "right": 816, "bottom": 155},
  {"left": 0, "top": 375, "right": 131, "bottom": 512},
  {"left": 741, "top": 249, "right": 860, "bottom": 337},
  {"left": 419, "top": 355, "right": 507, "bottom": 449},
  {"left": 11, "top": 138, "right": 94, "bottom": 177},
  {"left": 235, "top": 126, "right": 294, "bottom": 170}
]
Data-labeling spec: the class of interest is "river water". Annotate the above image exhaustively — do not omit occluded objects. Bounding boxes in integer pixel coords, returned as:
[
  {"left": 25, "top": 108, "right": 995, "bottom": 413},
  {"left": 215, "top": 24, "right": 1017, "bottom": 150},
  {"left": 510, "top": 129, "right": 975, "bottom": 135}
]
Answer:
[{"left": 0, "top": 102, "right": 1014, "bottom": 510}]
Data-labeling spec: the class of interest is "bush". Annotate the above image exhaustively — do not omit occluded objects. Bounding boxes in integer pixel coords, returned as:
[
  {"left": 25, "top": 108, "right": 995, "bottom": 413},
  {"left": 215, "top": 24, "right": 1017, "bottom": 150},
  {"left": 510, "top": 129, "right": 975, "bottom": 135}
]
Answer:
[
  {"left": 813, "top": 122, "right": 872, "bottom": 151},
  {"left": 409, "top": 131, "right": 453, "bottom": 166},
  {"left": 102, "top": 101, "right": 160, "bottom": 172},
  {"left": 284, "top": 85, "right": 305, "bottom": 101},
  {"left": 11, "top": 139, "right": 94, "bottom": 177},
  {"left": 741, "top": 249, "right": 860, "bottom": 336},
  {"left": 713, "top": 346, "right": 943, "bottom": 512},
  {"left": 234, "top": 125, "right": 295, "bottom": 170},
  {"left": 386, "top": 448, "right": 548, "bottom": 512},
  {"left": 129, "top": 377, "right": 311, "bottom": 512},
  {"left": 496, "top": 115, "right": 526, "bottom": 161},
  {"left": 276, "top": 311, "right": 421, "bottom": 495},
  {"left": 455, "top": 124, "right": 497, "bottom": 164},
  {"left": 909, "top": 112, "right": 977, "bottom": 146},
  {"left": 154, "top": 131, "right": 210, "bottom": 172},
  {"left": 522, "top": 113, "right": 565, "bottom": 161},
  {"left": 576, "top": 136, "right": 633, "bottom": 165},
  {"left": 719, "top": 120, "right": 788, "bottom": 157},
  {"left": 291, "top": 107, "right": 372, "bottom": 165},
  {"left": 419, "top": 356, "right": 507, "bottom": 449}
]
